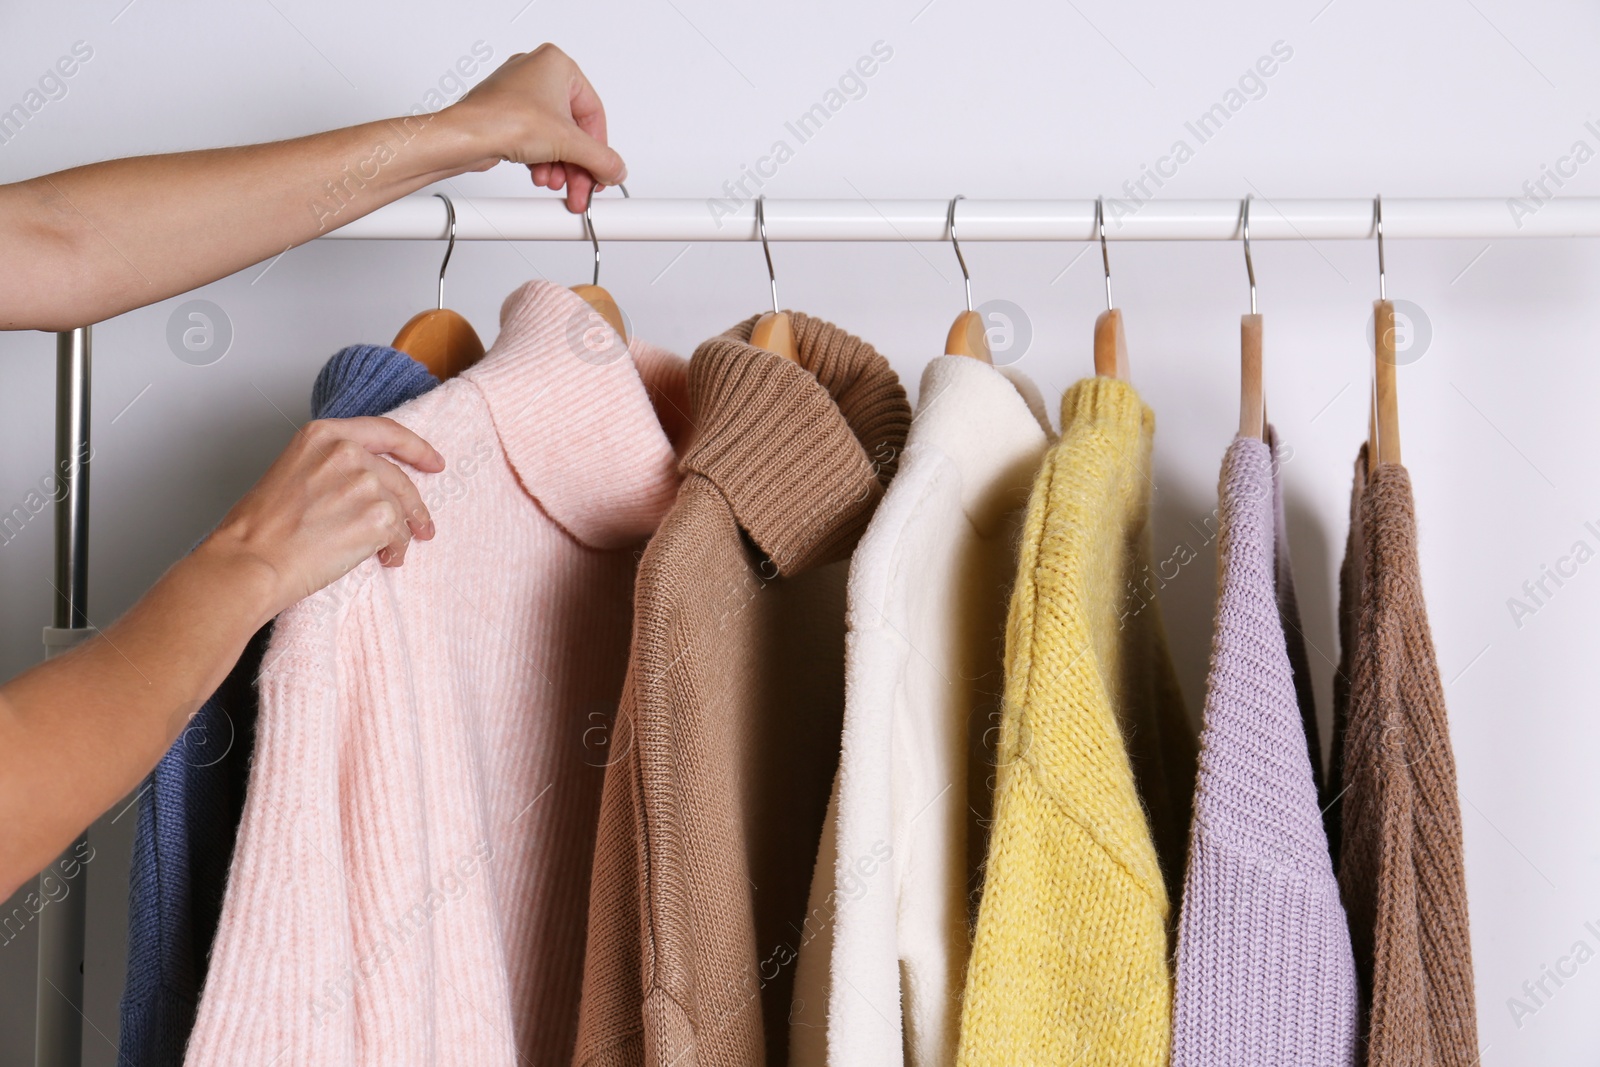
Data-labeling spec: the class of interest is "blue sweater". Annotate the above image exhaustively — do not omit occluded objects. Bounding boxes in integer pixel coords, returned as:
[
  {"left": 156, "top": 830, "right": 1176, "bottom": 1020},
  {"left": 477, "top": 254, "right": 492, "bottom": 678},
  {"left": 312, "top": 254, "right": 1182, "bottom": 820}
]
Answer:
[{"left": 117, "top": 345, "right": 438, "bottom": 1066}]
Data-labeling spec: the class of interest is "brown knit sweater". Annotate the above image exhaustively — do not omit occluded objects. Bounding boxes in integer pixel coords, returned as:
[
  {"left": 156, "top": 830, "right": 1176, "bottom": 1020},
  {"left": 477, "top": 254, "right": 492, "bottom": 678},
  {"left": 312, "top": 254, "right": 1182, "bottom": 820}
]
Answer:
[
  {"left": 573, "top": 314, "right": 910, "bottom": 1067},
  {"left": 1332, "top": 450, "right": 1479, "bottom": 1066}
]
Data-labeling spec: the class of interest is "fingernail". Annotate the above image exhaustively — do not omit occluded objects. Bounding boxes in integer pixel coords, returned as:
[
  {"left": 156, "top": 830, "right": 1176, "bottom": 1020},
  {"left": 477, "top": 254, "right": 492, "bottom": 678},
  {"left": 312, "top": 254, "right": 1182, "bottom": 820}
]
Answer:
[{"left": 423, "top": 519, "right": 436, "bottom": 538}]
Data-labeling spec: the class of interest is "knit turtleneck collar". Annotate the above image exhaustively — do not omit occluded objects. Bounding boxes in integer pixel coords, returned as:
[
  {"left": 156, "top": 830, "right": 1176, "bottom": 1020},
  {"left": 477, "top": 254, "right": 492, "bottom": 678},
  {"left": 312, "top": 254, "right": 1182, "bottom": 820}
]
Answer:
[
  {"left": 463, "top": 280, "right": 684, "bottom": 551},
  {"left": 312, "top": 344, "right": 439, "bottom": 419},
  {"left": 681, "top": 312, "right": 910, "bottom": 577}
]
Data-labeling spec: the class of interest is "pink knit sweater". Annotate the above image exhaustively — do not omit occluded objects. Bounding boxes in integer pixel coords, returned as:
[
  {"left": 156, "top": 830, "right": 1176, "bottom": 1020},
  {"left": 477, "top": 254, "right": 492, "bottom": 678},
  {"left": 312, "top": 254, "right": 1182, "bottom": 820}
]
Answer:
[{"left": 185, "top": 281, "right": 685, "bottom": 1066}]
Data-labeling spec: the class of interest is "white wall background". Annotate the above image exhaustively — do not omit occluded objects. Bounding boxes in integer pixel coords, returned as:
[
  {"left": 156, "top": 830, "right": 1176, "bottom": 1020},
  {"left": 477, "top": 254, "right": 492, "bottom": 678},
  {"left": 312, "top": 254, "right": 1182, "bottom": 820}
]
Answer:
[{"left": 3, "top": 1, "right": 1598, "bottom": 1063}]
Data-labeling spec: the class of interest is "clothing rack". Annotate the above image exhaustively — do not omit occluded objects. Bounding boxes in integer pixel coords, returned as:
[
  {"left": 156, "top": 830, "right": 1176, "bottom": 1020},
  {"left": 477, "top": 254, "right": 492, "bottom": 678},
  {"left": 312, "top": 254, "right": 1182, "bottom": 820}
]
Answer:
[{"left": 32, "top": 191, "right": 1596, "bottom": 1066}]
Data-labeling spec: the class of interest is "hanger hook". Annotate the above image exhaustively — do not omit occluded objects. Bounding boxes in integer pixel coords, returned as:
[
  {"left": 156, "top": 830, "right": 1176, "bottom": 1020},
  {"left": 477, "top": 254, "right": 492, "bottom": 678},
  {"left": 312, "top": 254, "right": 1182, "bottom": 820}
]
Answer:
[
  {"left": 1242, "top": 194, "right": 1256, "bottom": 315},
  {"left": 1374, "top": 193, "right": 1386, "bottom": 301},
  {"left": 582, "top": 205, "right": 600, "bottom": 287},
  {"left": 435, "top": 192, "right": 457, "bottom": 310},
  {"left": 1369, "top": 192, "right": 1389, "bottom": 464},
  {"left": 948, "top": 195, "right": 974, "bottom": 312},
  {"left": 1096, "top": 196, "right": 1113, "bottom": 311},
  {"left": 757, "top": 195, "right": 779, "bottom": 314},
  {"left": 580, "top": 182, "right": 629, "bottom": 288}
]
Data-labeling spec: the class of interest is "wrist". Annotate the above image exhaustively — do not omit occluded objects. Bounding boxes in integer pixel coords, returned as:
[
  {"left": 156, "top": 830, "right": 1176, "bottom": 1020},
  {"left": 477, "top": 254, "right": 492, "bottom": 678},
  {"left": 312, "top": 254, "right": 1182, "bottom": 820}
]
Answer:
[
  {"left": 419, "top": 101, "right": 507, "bottom": 173},
  {"left": 185, "top": 532, "right": 290, "bottom": 629}
]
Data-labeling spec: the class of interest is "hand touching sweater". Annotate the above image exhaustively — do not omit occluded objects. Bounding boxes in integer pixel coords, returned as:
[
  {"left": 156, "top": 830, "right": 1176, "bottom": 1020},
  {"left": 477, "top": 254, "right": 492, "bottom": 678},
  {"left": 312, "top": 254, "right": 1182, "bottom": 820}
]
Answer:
[{"left": 185, "top": 281, "right": 684, "bottom": 1066}]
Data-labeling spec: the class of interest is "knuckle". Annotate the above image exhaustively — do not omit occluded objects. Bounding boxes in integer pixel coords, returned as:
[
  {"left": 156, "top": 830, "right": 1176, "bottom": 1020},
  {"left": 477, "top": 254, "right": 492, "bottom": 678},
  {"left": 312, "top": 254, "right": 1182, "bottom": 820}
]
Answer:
[
  {"left": 366, "top": 499, "right": 401, "bottom": 530},
  {"left": 328, "top": 437, "right": 365, "bottom": 465},
  {"left": 343, "top": 469, "right": 381, "bottom": 500}
]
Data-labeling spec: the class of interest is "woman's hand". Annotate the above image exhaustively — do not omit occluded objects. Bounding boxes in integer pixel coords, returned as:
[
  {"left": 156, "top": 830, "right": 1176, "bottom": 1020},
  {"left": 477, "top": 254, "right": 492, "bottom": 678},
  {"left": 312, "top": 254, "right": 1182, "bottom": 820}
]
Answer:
[
  {"left": 0, "top": 415, "right": 444, "bottom": 894},
  {"left": 198, "top": 416, "right": 446, "bottom": 621},
  {"left": 2, "top": 40, "right": 625, "bottom": 329},
  {"left": 448, "top": 43, "right": 626, "bottom": 212}
]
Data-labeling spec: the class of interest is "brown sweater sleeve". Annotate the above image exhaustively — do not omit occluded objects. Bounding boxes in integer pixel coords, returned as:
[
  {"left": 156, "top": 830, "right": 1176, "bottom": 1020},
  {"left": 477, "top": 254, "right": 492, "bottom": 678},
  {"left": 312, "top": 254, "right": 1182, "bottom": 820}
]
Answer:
[{"left": 1335, "top": 461, "right": 1479, "bottom": 1066}]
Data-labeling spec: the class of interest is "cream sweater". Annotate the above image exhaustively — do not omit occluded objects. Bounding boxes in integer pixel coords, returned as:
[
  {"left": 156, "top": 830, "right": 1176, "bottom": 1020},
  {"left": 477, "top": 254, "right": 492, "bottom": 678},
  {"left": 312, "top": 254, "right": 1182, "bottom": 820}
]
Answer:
[
  {"left": 185, "top": 281, "right": 684, "bottom": 1066},
  {"left": 788, "top": 356, "right": 1053, "bottom": 1067}
]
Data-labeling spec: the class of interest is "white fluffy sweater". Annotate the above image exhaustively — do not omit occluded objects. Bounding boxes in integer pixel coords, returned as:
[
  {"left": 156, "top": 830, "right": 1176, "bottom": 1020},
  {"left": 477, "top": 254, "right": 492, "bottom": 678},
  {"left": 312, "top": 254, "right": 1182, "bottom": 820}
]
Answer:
[{"left": 788, "top": 355, "right": 1053, "bottom": 1066}]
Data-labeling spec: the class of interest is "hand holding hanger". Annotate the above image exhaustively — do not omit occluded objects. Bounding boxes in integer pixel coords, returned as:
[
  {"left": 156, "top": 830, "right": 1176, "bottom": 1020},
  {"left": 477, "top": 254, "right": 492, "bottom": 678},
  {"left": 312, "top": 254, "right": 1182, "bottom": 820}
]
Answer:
[
  {"left": 451, "top": 43, "right": 628, "bottom": 213},
  {"left": 1, "top": 44, "right": 627, "bottom": 332}
]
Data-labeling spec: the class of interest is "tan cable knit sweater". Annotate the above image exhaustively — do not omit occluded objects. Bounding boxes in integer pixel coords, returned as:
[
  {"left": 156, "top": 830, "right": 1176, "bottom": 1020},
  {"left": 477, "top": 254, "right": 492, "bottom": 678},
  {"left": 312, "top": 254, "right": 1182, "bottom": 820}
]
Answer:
[
  {"left": 574, "top": 313, "right": 910, "bottom": 1067},
  {"left": 1332, "top": 450, "right": 1479, "bottom": 1066}
]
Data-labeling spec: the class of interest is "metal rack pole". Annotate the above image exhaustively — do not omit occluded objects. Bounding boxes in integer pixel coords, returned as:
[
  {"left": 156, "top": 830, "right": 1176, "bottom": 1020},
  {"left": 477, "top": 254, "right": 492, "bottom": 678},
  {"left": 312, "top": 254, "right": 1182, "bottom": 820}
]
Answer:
[
  {"left": 319, "top": 195, "right": 1600, "bottom": 242},
  {"left": 36, "top": 325, "right": 92, "bottom": 1067}
]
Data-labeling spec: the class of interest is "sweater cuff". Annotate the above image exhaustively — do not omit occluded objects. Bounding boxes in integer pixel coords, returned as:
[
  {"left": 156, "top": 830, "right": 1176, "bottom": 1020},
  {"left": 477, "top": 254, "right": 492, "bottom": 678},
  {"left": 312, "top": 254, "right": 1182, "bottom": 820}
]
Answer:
[{"left": 1058, "top": 376, "right": 1152, "bottom": 441}]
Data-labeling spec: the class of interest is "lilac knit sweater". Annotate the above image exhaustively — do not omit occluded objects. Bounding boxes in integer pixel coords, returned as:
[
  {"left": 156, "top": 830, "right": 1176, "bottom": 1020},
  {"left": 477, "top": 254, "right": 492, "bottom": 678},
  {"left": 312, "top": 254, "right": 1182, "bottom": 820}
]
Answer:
[{"left": 1172, "top": 434, "right": 1359, "bottom": 1066}]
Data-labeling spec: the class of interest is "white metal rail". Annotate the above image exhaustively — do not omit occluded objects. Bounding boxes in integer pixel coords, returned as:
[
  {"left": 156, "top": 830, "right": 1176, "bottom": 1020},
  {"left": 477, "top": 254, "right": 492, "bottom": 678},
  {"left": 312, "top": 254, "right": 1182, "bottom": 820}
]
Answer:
[{"left": 322, "top": 195, "right": 1598, "bottom": 242}]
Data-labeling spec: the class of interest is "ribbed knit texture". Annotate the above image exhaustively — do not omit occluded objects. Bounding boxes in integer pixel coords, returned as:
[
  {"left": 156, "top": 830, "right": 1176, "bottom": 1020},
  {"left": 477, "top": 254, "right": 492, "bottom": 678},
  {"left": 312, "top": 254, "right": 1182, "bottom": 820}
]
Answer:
[
  {"left": 1332, "top": 451, "right": 1480, "bottom": 1066},
  {"left": 787, "top": 356, "right": 1053, "bottom": 1067},
  {"left": 183, "top": 281, "right": 684, "bottom": 1066},
  {"left": 955, "top": 377, "right": 1197, "bottom": 1067},
  {"left": 118, "top": 344, "right": 438, "bottom": 1067},
  {"left": 573, "top": 312, "right": 911, "bottom": 1067},
  {"left": 1171, "top": 433, "right": 1358, "bottom": 1067},
  {"left": 310, "top": 342, "right": 442, "bottom": 420}
]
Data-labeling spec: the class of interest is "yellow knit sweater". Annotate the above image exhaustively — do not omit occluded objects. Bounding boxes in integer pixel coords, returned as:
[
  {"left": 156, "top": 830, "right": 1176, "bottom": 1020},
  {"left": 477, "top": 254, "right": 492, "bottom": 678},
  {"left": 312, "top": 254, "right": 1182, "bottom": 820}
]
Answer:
[{"left": 957, "top": 377, "right": 1197, "bottom": 1067}]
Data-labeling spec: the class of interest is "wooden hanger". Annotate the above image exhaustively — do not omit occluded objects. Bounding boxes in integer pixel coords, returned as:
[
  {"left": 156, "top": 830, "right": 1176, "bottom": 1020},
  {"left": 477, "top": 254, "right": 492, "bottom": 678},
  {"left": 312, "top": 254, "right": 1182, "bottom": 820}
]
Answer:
[
  {"left": 1093, "top": 197, "right": 1129, "bottom": 379},
  {"left": 749, "top": 195, "right": 800, "bottom": 362},
  {"left": 1241, "top": 314, "right": 1264, "bottom": 437},
  {"left": 1094, "top": 312, "right": 1129, "bottom": 379},
  {"left": 571, "top": 184, "right": 629, "bottom": 343},
  {"left": 1368, "top": 194, "right": 1401, "bottom": 472},
  {"left": 1239, "top": 195, "right": 1265, "bottom": 439},
  {"left": 393, "top": 193, "right": 485, "bottom": 380},
  {"left": 944, "top": 195, "right": 992, "bottom": 362}
]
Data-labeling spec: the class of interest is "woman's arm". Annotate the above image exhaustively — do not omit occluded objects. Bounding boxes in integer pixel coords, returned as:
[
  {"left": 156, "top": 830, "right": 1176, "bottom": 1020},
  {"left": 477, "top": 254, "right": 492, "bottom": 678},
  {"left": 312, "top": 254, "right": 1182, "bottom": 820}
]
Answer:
[
  {"left": 0, "top": 43, "right": 624, "bottom": 332},
  {"left": 0, "top": 416, "right": 444, "bottom": 899}
]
